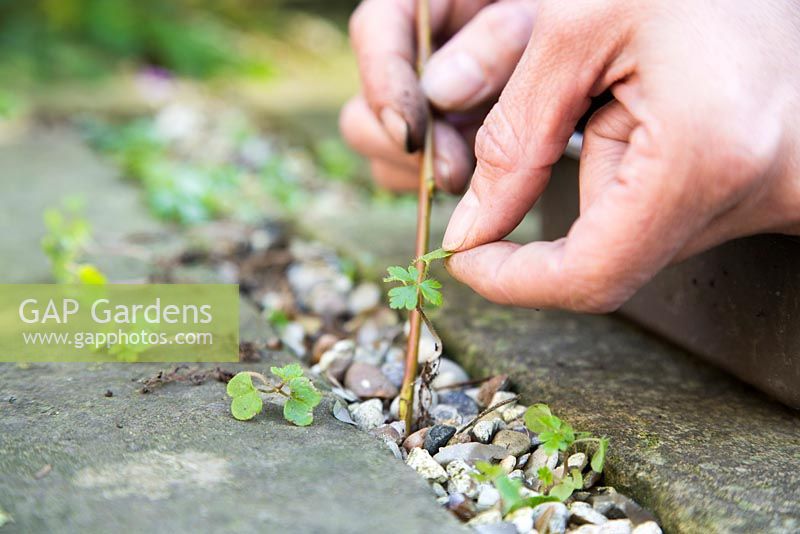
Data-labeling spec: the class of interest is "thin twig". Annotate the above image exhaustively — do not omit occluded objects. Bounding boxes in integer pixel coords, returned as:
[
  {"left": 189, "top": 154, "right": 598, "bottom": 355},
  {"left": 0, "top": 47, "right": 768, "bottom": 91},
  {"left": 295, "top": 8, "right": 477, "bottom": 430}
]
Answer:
[
  {"left": 456, "top": 395, "right": 520, "bottom": 435},
  {"left": 433, "top": 376, "right": 493, "bottom": 391},
  {"left": 399, "top": 0, "right": 435, "bottom": 432}
]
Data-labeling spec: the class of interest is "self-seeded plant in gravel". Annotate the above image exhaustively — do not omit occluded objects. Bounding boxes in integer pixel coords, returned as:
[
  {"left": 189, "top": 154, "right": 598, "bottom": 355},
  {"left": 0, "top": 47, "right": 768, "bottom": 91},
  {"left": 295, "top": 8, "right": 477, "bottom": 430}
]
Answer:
[
  {"left": 384, "top": 247, "right": 452, "bottom": 428},
  {"left": 227, "top": 363, "right": 321, "bottom": 426},
  {"left": 473, "top": 461, "right": 560, "bottom": 514},
  {"left": 525, "top": 404, "right": 610, "bottom": 500}
]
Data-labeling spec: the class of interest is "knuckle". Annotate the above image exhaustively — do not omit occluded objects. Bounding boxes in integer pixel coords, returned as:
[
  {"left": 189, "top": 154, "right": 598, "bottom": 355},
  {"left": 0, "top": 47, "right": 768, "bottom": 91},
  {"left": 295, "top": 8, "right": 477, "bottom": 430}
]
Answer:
[
  {"left": 474, "top": 3, "right": 531, "bottom": 48},
  {"left": 474, "top": 102, "right": 522, "bottom": 181}
]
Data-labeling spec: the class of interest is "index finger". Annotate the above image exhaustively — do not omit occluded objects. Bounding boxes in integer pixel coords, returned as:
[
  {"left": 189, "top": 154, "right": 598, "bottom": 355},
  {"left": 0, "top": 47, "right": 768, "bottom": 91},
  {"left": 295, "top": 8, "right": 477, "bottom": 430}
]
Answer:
[{"left": 349, "top": 0, "right": 491, "bottom": 151}]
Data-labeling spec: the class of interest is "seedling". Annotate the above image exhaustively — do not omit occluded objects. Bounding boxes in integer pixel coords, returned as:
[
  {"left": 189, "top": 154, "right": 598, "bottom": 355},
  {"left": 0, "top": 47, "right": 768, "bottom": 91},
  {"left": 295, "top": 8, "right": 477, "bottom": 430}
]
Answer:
[
  {"left": 227, "top": 363, "right": 321, "bottom": 426},
  {"left": 41, "top": 199, "right": 107, "bottom": 285},
  {"left": 473, "top": 461, "right": 559, "bottom": 514},
  {"left": 384, "top": 247, "right": 452, "bottom": 429},
  {"left": 524, "top": 403, "right": 609, "bottom": 471}
]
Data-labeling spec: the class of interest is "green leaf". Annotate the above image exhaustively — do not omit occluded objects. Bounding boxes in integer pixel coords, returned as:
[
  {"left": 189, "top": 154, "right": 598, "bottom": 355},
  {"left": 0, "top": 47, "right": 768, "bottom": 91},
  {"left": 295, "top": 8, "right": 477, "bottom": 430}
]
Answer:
[
  {"left": 472, "top": 460, "right": 504, "bottom": 483},
  {"left": 383, "top": 265, "right": 418, "bottom": 284},
  {"left": 417, "top": 248, "right": 453, "bottom": 264},
  {"left": 495, "top": 475, "right": 524, "bottom": 514},
  {"left": 591, "top": 437, "right": 609, "bottom": 473},
  {"left": 388, "top": 285, "right": 419, "bottom": 310},
  {"left": 537, "top": 466, "right": 554, "bottom": 486},
  {"left": 284, "top": 376, "right": 321, "bottom": 426},
  {"left": 270, "top": 363, "right": 304, "bottom": 382},
  {"left": 231, "top": 391, "right": 263, "bottom": 420},
  {"left": 515, "top": 495, "right": 560, "bottom": 511},
  {"left": 284, "top": 397, "right": 314, "bottom": 426},
  {"left": 547, "top": 469, "right": 583, "bottom": 502},
  {"left": 227, "top": 372, "right": 257, "bottom": 397},
  {"left": 418, "top": 278, "right": 443, "bottom": 307},
  {"left": 524, "top": 404, "right": 555, "bottom": 433},
  {"left": 287, "top": 376, "right": 322, "bottom": 407}
]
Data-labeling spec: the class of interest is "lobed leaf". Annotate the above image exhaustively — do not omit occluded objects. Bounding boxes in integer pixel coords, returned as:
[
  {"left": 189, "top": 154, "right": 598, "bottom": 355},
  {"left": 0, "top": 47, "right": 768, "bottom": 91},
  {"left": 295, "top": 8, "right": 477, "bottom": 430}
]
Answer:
[
  {"left": 418, "top": 278, "right": 443, "bottom": 307},
  {"left": 383, "top": 265, "right": 418, "bottom": 284},
  {"left": 388, "top": 285, "right": 419, "bottom": 310}
]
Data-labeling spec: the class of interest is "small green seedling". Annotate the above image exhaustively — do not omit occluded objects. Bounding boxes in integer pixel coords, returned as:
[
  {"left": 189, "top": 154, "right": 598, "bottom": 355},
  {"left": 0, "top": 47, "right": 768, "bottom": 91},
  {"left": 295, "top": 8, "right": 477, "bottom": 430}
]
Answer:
[
  {"left": 227, "top": 363, "right": 321, "bottom": 426},
  {"left": 473, "top": 461, "right": 559, "bottom": 514},
  {"left": 384, "top": 248, "right": 452, "bottom": 311},
  {"left": 41, "top": 199, "right": 107, "bottom": 285},
  {"left": 524, "top": 403, "right": 610, "bottom": 501}
]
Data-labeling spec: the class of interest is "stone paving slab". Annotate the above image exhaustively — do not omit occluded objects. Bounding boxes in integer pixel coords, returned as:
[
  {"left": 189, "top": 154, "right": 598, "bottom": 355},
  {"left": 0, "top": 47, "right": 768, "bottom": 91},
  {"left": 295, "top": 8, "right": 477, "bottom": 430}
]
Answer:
[
  {"left": 0, "top": 359, "right": 465, "bottom": 534},
  {"left": 301, "top": 199, "right": 800, "bottom": 534},
  {"left": 0, "top": 131, "right": 466, "bottom": 534}
]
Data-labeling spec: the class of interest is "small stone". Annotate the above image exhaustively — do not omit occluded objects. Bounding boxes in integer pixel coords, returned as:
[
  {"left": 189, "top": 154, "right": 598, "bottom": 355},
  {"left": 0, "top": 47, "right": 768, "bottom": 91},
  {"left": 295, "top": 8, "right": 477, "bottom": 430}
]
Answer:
[
  {"left": 500, "top": 405, "right": 526, "bottom": 424},
  {"left": 369, "top": 424, "right": 402, "bottom": 446},
  {"left": 508, "top": 469, "right": 525, "bottom": 482},
  {"left": 599, "top": 519, "right": 633, "bottom": 534},
  {"left": 446, "top": 459, "right": 479, "bottom": 498},
  {"left": 406, "top": 447, "right": 448, "bottom": 483},
  {"left": 572, "top": 526, "right": 602, "bottom": 534},
  {"left": 430, "top": 358, "right": 469, "bottom": 389},
  {"left": 348, "top": 282, "right": 381, "bottom": 315},
  {"left": 590, "top": 494, "right": 656, "bottom": 524},
  {"left": 632, "top": 521, "right": 662, "bottom": 534},
  {"left": 570, "top": 502, "right": 608, "bottom": 526},
  {"left": 424, "top": 425, "right": 457, "bottom": 455},
  {"left": 489, "top": 391, "right": 518, "bottom": 415},
  {"left": 280, "top": 322, "right": 307, "bottom": 357},
  {"left": 472, "top": 523, "right": 518, "bottom": 534},
  {"left": 505, "top": 506, "right": 534, "bottom": 534},
  {"left": 402, "top": 427, "right": 430, "bottom": 451},
  {"left": 468, "top": 509, "right": 503, "bottom": 527},
  {"left": 438, "top": 390, "right": 480, "bottom": 416},
  {"left": 353, "top": 346, "right": 384, "bottom": 367},
  {"left": 431, "top": 482, "right": 448, "bottom": 498},
  {"left": 344, "top": 362, "right": 399, "bottom": 399},
  {"left": 348, "top": 399, "right": 385, "bottom": 431},
  {"left": 500, "top": 454, "right": 517, "bottom": 474},
  {"left": 433, "top": 443, "right": 511, "bottom": 465},
  {"left": 429, "top": 404, "right": 462, "bottom": 426},
  {"left": 447, "top": 433, "right": 472, "bottom": 446},
  {"left": 476, "top": 484, "right": 501, "bottom": 510},
  {"left": 311, "top": 333, "right": 339, "bottom": 364},
  {"left": 568, "top": 452, "right": 588, "bottom": 471},
  {"left": 318, "top": 340, "right": 355, "bottom": 380},
  {"left": 524, "top": 447, "right": 559, "bottom": 481},
  {"left": 582, "top": 470, "right": 602, "bottom": 490},
  {"left": 380, "top": 361, "right": 405, "bottom": 388},
  {"left": 517, "top": 453, "right": 530, "bottom": 469},
  {"left": 389, "top": 420, "right": 406, "bottom": 439},
  {"left": 532, "top": 502, "right": 568, "bottom": 534},
  {"left": 447, "top": 492, "right": 478, "bottom": 521},
  {"left": 477, "top": 374, "right": 509, "bottom": 407},
  {"left": 473, "top": 420, "right": 500, "bottom": 444},
  {"left": 573, "top": 491, "right": 592, "bottom": 502},
  {"left": 492, "top": 429, "right": 532, "bottom": 456}
]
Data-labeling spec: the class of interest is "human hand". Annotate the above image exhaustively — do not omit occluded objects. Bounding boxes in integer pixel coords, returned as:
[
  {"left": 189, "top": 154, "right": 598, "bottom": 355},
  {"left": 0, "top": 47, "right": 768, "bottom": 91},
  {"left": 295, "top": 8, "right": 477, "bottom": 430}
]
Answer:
[
  {"left": 444, "top": 0, "right": 800, "bottom": 312},
  {"left": 340, "top": 0, "right": 538, "bottom": 193}
]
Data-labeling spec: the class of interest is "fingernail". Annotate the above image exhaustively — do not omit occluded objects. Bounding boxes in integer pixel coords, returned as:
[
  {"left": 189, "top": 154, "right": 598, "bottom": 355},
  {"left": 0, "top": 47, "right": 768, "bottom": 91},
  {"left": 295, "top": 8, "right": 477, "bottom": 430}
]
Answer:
[
  {"left": 379, "top": 108, "right": 410, "bottom": 148},
  {"left": 443, "top": 189, "right": 480, "bottom": 250},
  {"left": 422, "top": 52, "right": 486, "bottom": 109}
]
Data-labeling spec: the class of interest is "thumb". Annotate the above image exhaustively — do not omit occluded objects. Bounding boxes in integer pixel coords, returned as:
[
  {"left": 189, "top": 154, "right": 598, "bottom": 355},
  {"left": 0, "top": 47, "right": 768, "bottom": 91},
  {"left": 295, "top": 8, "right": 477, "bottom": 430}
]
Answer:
[{"left": 442, "top": 1, "right": 628, "bottom": 251}]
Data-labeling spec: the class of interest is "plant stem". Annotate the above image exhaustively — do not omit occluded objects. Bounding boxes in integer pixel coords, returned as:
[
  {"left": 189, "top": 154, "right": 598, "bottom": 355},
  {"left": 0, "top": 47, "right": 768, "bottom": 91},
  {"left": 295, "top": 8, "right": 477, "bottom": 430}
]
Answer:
[
  {"left": 456, "top": 395, "right": 520, "bottom": 435},
  {"left": 399, "top": 0, "right": 435, "bottom": 432}
]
